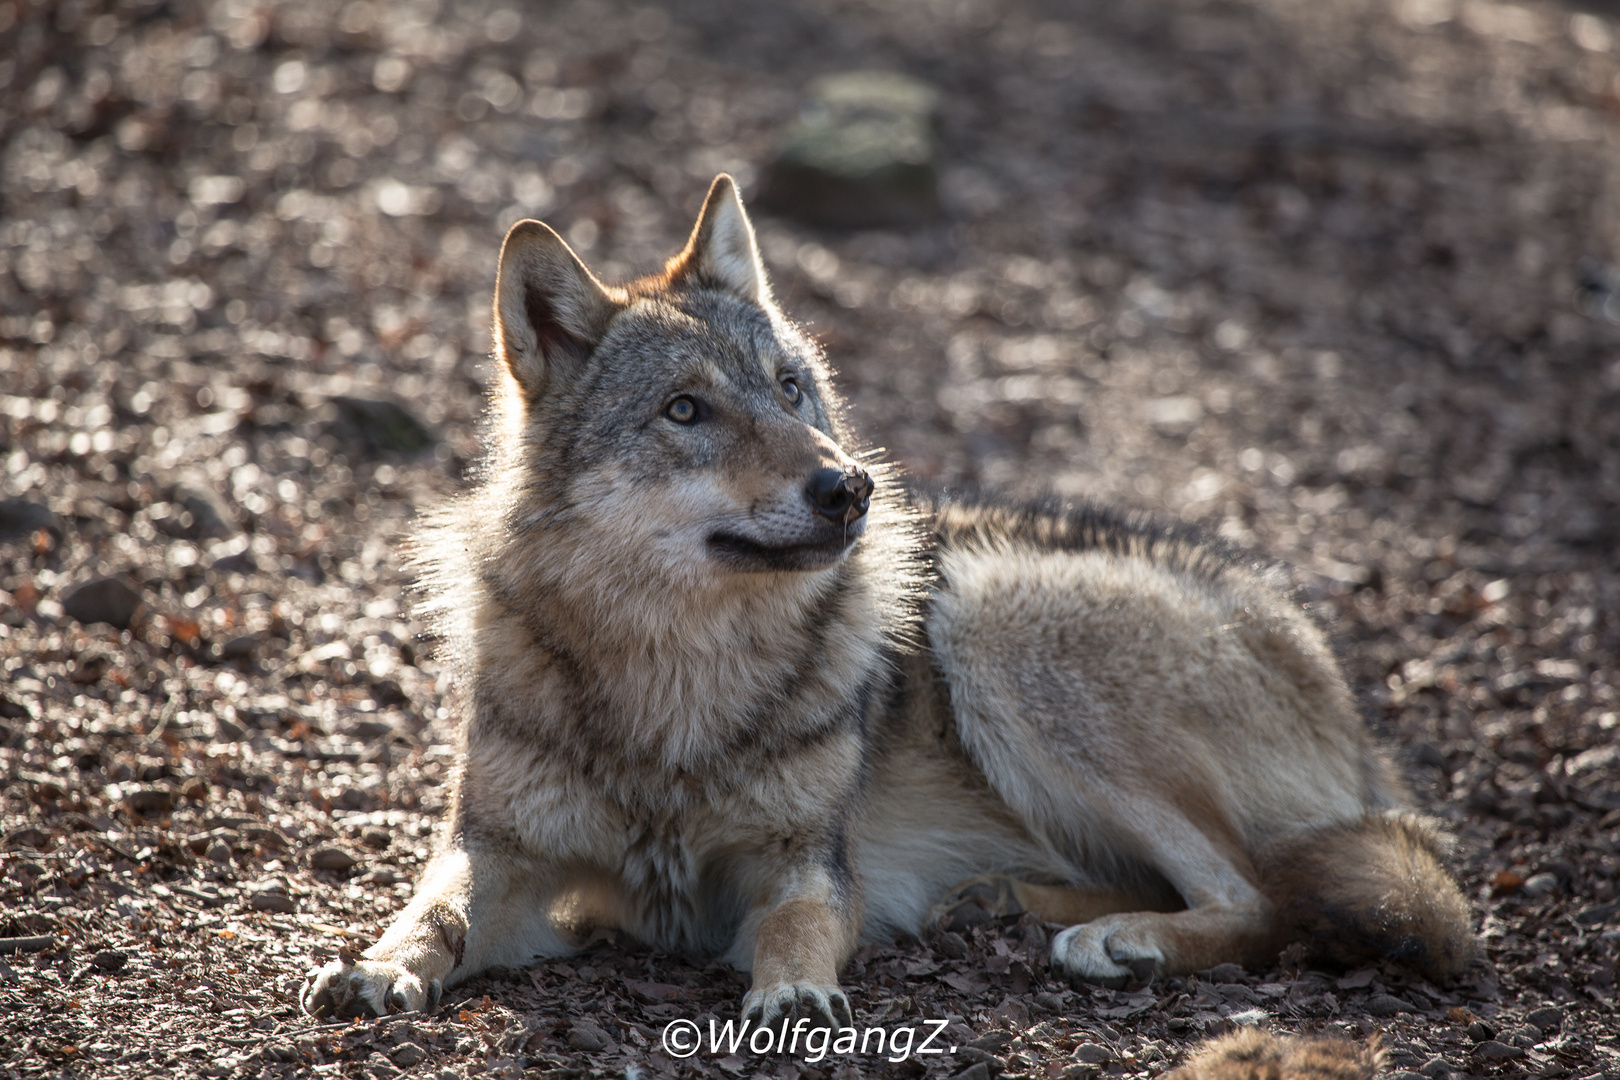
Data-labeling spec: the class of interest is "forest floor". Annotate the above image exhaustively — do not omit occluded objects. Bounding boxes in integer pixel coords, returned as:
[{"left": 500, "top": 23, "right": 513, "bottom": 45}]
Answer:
[{"left": 1, "top": 0, "right": 1618, "bottom": 1077}]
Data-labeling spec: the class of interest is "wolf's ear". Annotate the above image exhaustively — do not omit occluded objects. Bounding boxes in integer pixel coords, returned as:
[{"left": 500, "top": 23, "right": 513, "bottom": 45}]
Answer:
[
  {"left": 493, "top": 220, "right": 623, "bottom": 397},
  {"left": 673, "top": 174, "right": 772, "bottom": 307}
]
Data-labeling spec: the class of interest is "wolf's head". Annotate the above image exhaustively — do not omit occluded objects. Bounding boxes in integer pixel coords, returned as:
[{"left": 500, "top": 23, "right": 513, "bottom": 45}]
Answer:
[{"left": 484, "top": 175, "right": 877, "bottom": 587}]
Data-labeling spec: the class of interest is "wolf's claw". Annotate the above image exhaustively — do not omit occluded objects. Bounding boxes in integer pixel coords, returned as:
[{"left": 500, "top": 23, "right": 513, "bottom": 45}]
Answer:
[
  {"left": 742, "top": 982, "right": 854, "bottom": 1032},
  {"left": 300, "top": 958, "right": 438, "bottom": 1018}
]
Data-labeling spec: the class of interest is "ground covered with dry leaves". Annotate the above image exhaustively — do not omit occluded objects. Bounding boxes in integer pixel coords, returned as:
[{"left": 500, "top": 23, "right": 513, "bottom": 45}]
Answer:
[{"left": 1, "top": 0, "right": 1618, "bottom": 1077}]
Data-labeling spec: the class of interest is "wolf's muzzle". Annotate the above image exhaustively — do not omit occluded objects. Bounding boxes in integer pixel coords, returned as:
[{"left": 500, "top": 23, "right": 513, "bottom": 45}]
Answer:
[{"left": 807, "top": 466, "right": 874, "bottom": 526}]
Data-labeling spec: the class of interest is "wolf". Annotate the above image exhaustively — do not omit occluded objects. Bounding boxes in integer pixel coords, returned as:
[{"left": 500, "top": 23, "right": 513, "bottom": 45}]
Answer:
[{"left": 300, "top": 175, "right": 1474, "bottom": 1030}]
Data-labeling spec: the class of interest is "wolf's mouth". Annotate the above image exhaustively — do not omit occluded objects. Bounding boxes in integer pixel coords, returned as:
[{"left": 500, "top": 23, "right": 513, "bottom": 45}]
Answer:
[{"left": 707, "top": 525, "right": 864, "bottom": 571}]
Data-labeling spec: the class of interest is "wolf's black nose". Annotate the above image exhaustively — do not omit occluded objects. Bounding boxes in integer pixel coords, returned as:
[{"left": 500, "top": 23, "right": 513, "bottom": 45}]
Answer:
[{"left": 807, "top": 466, "right": 874, "bottom": 525}]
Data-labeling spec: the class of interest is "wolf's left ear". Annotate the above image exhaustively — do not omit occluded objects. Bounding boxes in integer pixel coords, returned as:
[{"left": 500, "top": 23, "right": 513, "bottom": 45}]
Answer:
[
  {"left": 493, "top": 219, "right": 624, "bottom": 398},
  {"left": 673, "top": 174, "right": 772, "bottom": 307}
]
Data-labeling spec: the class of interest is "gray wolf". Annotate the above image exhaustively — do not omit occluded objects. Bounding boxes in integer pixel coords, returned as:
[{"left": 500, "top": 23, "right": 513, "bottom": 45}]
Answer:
[{"left": 300, "top": 175, "right": 1475, "bottom": 1030}]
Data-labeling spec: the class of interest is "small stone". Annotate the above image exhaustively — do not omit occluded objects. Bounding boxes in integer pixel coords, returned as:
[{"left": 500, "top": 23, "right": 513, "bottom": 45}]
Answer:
[
  {"left": 936, "top": 930, "right": 967, "bottom": 959},
  {"left": 124, "top": 785, "right": 175, "bottom": 817},
  {"left": 264, "top": 1043, "right": 296, "bottom": 1063},
  {"left": 1072, "top": 1044, "right": 1113, "bottom": 1065},
  {"left": 310, "top": 846, "right": 358, "bottom": 873},
  {"left": 760, "top": 71, "right": 943, "bottom": 228},
  {"left": 1506, "top": 1025, "right": 1542, "bottom": 1048},
  {"left": 1519, "top": 872, "right": 1559, "bottom": 897},
  {"left": 1367, "top": 994, "right": 1418, "bottom": 1016},
  {"left": 1471, "top": 1041, "right": 1525, "bottom": 1062},
  {"left": 174, "top": 485, "right": 238, "bottom": 540},
  {"left": 219, "top": 634, "right": 260, "bottom": 660},
  {"left": 249, "top": 890, "right": 297, "bottom": 913},
  {"left": 1574, "top": 899, "right": 1620, "bottom": 925},
  {"left": 1527, "top": 1006, "right": 1564, "bottom": 1034},
  {"left": 0, "top": 499, "right": 61, "bottom": 544},
  {"left": 1418, "top": 1055, "right": 1451, "bottom": 1077},
  {"left": 567, "top": 1020, "right": 611, "bottom": 1051},
  {"left": 1208, "top": 962, "right": 1245, "bottom": 983},
  {"left": 92, "top": 950, "right": 127, "bottom": 971},
  {"left": 361, "top": 828, "right": 392, "bottom": 850},
  {"left": 389, "top": 1042, "right": 428, "bottom": 1067},
  {"left": 205, "top": 840, "right": 233, "bottom": 864},
  {"left": 1466, "top": 1021, "right": 1495, "bottom": 1043},
  {"left": 61, "top": 577, "right": 144, "bottom": 630}
]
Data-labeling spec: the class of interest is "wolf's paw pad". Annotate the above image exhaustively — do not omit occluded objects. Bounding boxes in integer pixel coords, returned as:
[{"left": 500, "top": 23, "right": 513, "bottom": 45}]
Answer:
[
  {"left": 930, "top": 875, "right": 1025, "bottom": 933},
  {"left": 742, "top": 982, "right": 853, "bottom": 1030},
  {"left": 300, "top": 958, "right": 439, "bottom": 1019},
  {"left": 1050, "top": 919, "right": 1164, "bottom": 988}
]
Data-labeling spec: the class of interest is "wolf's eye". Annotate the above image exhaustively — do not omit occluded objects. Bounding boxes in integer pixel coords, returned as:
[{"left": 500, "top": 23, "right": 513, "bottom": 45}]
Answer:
[
  {"left": 781, "top": 377, "right": 802, "bottom": 405},
  {"left": 666, "top": 396, "right": 698, "bottom": 424}
]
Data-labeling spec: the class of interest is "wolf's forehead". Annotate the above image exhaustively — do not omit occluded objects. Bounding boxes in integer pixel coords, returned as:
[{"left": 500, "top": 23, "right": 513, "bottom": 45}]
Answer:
[{"left": 611, "top": 299, "right": 785, "bottom": 386}]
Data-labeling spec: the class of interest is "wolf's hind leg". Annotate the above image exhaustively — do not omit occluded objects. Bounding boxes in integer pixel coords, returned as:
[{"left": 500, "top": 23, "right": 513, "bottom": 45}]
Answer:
[
  {"left": 301, "top": 845, "right": 568, "bottom": 1017},
  {"left": 932, "top": 875, "right": 1180, "bottom": 933}
]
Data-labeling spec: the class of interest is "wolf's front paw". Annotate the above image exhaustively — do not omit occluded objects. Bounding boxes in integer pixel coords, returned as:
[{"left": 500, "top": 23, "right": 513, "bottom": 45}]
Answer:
[
  {"left": 1050, "top": 917, "right": 1164, "bottom": 988},
  {"left": 300, "top": 957, "right": 440, "bottom": 1018},
  {"left": 742, "top": 982, "right": 854, "bottom": 1030}
]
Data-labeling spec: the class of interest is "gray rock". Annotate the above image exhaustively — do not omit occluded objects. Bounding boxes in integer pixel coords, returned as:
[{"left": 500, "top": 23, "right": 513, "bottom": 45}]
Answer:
[
  {"left": 173, "top": 485, "right": 237, "bottom": 540},
  {"left": 1367, "top": 994, "right": 1418, "bottom": 1016},
  {"left": 1072, "top": 1044, "right": 1113, "bottom": 1065},
  {"left": 1207, "top": 962, "right": 1246, "bottom": 983},
  {"left": 327, "top": 394, "right": 435, "bottom": 454},
  {"left": 1527, "top": 1005, "right": 1564, "bottom": 1034},
  {"left": 389, "top": 1042, "right": 427, "bottom": 1067},
  {"left": 249, "top": 890, "right": 297, "bottom": 913},
  {"left": 0, "top": 499, "right": 61, "bottom": 544},
  {"left": 566, "top": 1020, "right": 611, "bottom": 1051},
  {"left": 92, "top": 950, "right": 127, "bottom": 971},
  {"left": 309, "top": 846, "right": 358, "bottom": 873},
  {"left": 1470, "top": 1040, "right": 1524, "bottom": 1062},
  {"left": 61, "top": 577, "right": 144, "bottom": 629},
  {"left": 124, "top": 786, "right": 174, "bottom": 817},
  {"left": 760, "top": 71, "right": 942, "bottom": 228},
  {"left": 1575, "top": 899, "right": 1620, "bottom": 924},
  {"left": 1519, "top": 871, "right": 1559, "bottom": 897}
]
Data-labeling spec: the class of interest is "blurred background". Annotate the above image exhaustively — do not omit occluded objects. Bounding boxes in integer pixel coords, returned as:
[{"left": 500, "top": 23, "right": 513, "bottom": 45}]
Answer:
[{"left": 1, "top": 0, "right": 1618, "bottom": 1071}]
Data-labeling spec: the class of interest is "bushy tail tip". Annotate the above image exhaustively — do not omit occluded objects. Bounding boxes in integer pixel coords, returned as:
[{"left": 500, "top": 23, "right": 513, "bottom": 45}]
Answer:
[
  {"left": 1259, "top": 811, "right": 1476, "bottom": 982},
  {"left": 1165, "top": 1029, "right": 1382, "bottom": 1080}
]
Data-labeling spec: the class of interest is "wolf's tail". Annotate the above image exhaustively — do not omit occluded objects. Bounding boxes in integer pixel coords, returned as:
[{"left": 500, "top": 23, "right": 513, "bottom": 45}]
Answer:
[{"left": 1257, "top": 811, "right": 1476, "bottom": 982}]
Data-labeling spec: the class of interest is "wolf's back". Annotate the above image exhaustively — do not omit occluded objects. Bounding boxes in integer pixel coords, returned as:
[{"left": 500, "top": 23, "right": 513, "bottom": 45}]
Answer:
[{"left": 1259, "top": 811, "right": 1475, "bottom": 982}]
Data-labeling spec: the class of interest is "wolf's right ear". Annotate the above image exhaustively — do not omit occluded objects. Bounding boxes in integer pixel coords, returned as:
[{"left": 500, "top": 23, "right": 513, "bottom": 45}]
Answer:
[{"left": 493, "top": 220, "right": 623, "bottom": 398}]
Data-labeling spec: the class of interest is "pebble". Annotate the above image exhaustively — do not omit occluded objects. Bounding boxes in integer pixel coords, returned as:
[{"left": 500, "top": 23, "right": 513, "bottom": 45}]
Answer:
[
  {"left": 0, "top": 499, "right": 61, "bottom": 544},
  {"left": 1071, "top": 1044, "right": 1113, "bottom": 1065},
  {"left": 60, "top": 577, "right": 144, "bottom": 630},
  {"left": 309, "top": 846, "right": 358, "bottom": 873},
  {"left": 361, "top": 828, "right": 392, "bottom": 850},
  {"left": 1519, "top": 871, "right": 1559, "bottom": 897},
  {"left": 567, "top": 1021, "right": 611, "bottom": 1051},
  {"left": 249, "top": 890, "right": 297, "bottom": 913},
  {"left": 91, "top": 950, "right": 127, "bottom": 971},
  {"left": 123, "top": 786, "right": 174, "bottom": 817},
  {"left": 1526, "top": 1005, "right": 1564, "bottom": 1033},
  {"left": 389, "top": 1042, "right": 427, "bottom": 1067},
  {"left": 1470, "top": 1040, "right": 1525, "bottom": 1062},
  {"left": 1367, "top": 994, "right": 1418, "bottom": 1016},
  {"left": 173, "top": 484, "right": 238, "bottom": 540}
]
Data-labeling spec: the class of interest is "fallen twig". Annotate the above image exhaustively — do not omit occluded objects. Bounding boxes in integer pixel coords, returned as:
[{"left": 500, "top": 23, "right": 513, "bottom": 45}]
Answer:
[{"left": 0, "top": 936, "right": 54, "bottom": 954}]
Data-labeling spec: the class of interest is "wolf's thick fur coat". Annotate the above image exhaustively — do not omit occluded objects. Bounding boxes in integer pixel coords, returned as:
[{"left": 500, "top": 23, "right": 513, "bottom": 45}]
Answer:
[{"left": 301, "top": 176, "right": 1475, "bottom": 1033}]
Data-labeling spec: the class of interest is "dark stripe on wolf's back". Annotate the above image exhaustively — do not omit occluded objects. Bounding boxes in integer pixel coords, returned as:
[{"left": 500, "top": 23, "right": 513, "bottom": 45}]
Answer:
[{"left": 911, "top": 486, "right": 1263, "bottom": 584}]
